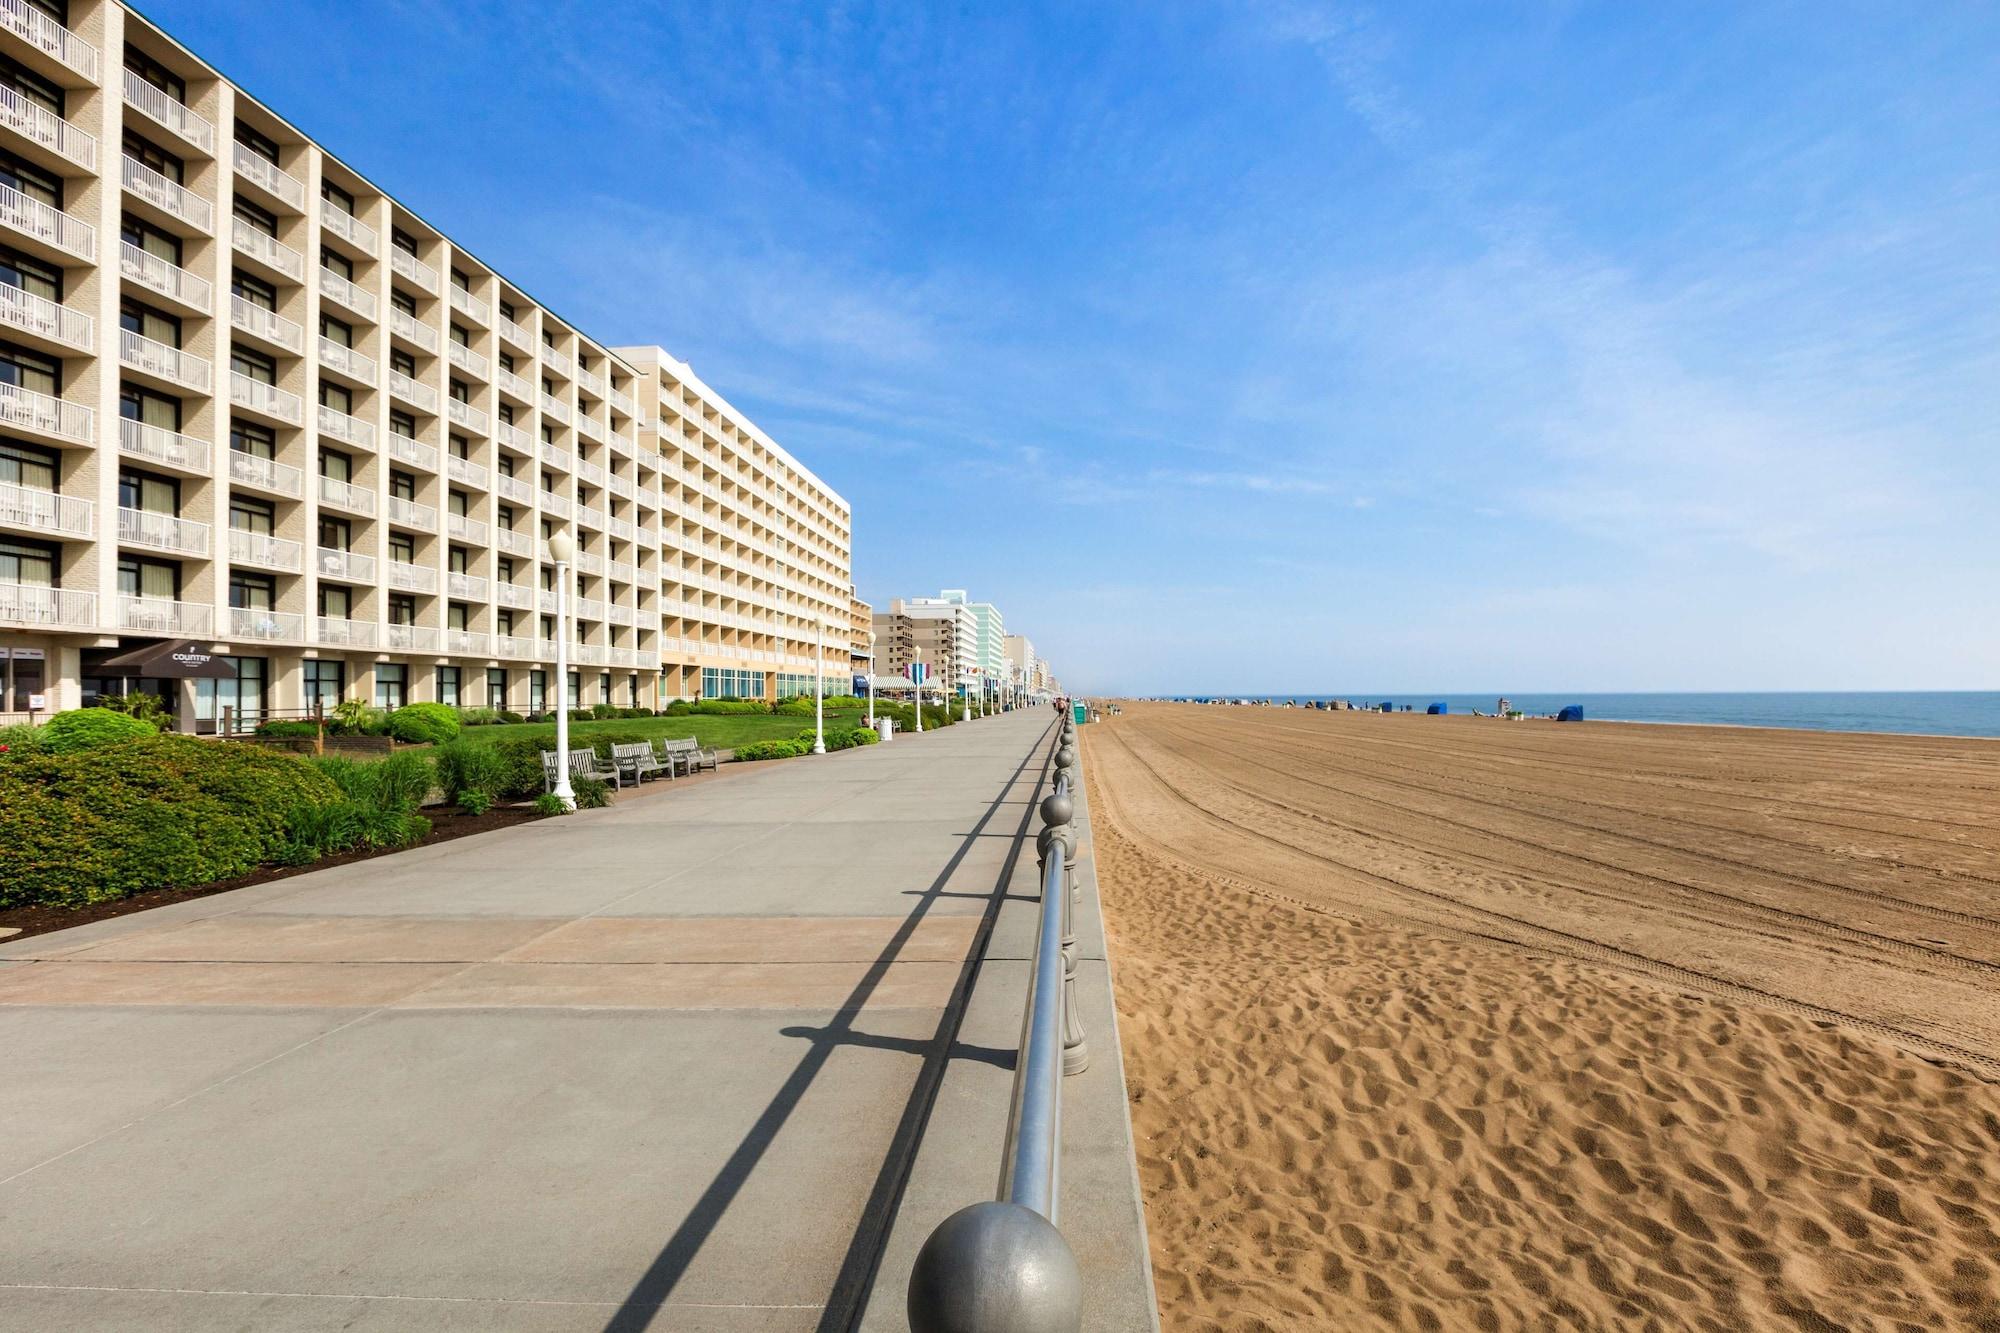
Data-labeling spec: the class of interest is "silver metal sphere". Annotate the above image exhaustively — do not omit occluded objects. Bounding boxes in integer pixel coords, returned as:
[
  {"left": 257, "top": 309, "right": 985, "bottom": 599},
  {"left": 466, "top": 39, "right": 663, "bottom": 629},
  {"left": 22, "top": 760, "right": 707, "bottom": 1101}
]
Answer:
[
  {"left": 907, "top": 1201, "right": 1083, "bottom": 1333},
  {"left": 1039, "top": 792, "right": 1073, "bottom": 828},
  {"left": 1053, "top": 745, "right": 1076, "bottom": 770}
]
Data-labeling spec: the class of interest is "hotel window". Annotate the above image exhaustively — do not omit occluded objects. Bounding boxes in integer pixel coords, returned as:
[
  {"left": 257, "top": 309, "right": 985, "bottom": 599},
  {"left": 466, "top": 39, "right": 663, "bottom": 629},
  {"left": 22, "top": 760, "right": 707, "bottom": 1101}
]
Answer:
[
  {"left": 448, "top": 490, "right": 468, "bottom": 518},
  {"left": 447, "top": 602, "right": 468, "bottom": 631},
  {"left": 228, "top": 571, "right": 274, "bottom": 610},
  {"left": 391, "top": 411, "right": 416, "bottom": 439},
  {"left": 123, "top": 129, "right": 184, "bottom": 184},
  {"left": 391, "top": 288, "right": 416, "bottom": 317},
  {"left": 320, "top": 314, "right": 352, "bottom": 347},
  {"left": 118, "top": 554, "right": 180, "bottom": 601},
  {"left": 0, "top": 340, "right": 59, "bottom": 395},
  {"left": 319, "top": 450, "right": 351, "bottom": 486},
  {"left": 496, "top": 557, "right": 514, "bottom": 583},
  {"left": 451, "top": 269, "right": 470, "bottom": 294},
  {"left": 598, "top": 672, "right": 611, "bottom": 704},
  {"left": 496, "top": 504, "right": 515, "bottom": 529},
  {"left": 374, "top": 664, "right": 407, "bottom": 711},
  {"left": 1, "top": 55, "right": 63, "bottom": 119},
  {"left": 233, "top": 197, "right": 277, "bottom": 238},
  {"left": 628, "top": 674, "right": 640, "bottom": 708},
  {"left": 322, "top": 248, "right": 352, "bottom": 281},
  {"left": 0, "top": 536, "right": 57, "bottom": 590},
  {"left": 437, "top": 665, "right": 460, "bottom": 708},
  {"left": 449, "top": 434, "right": 469, "bottom": 460},
  {"left": 120, "top": 297, "right": 181, "bottom": 348},
  {"left": 390, "top": 349, "right": 416, "bottom": 379},
  {"left": 567, "top": 671, "right": 580, "bottom": 709},
  {"left": 497, "top": 404, "right": 513, "bottom": 425},
  {"left": 303, "top": 660, "right": 344, "bottom": 709},
  {"left": 318, "top": 515, "right": 351, "bottom": 551},
  {"left": 321, "top": 179, "right": 355, "bottom": 216},
  {"left": 496, "top": 609, "right": 514, "bottom": 635},
  {"left": 0, "top": 149, "right": 61, "bottom": 210},
  {"left": 388, "top": 594, "right": 415, "bottom": 626},
  {"left": 498, "top": 300, "right": 515, "bottom": 322},
  {"left": 487, "top": 667, "right": 506, "bottom": 708},
  {"left": 118, "top": 468, "right": 178, "bottom": 516},
  {"left": 498, "top": 352, "right": 514, "bottom": 374},
  {"left": 319, "top": 381, "right": 352, "bottom": 415},
  {"left": 450, "top": 324, "right": 469, "bottom": 349},
  {"left": 124, "top": 48, "right": 187, "bottom": 105},
  {"left": 232, "top": 347, "right": 276, "bottom": 385},
  {"left": 231, "top": 420, "right": 276, "bottom": 460},
  {"left": 232, "top": 269, "right": 277, "bottom": 311},
  {"left": 0, "top": 440, "right": 57, "bottom": 492},
  {"left": 449, "top": 379, "right": 469, "bottom": 404},
  {"left": 197, "top": 656, "right": 268, "bottom": 729},
  {"left": 388, "top": 531, "right": 414, "bottom": 564},
  {"left": 389, "top": 471, "right": 416, "bottom": 502},
  {"left": 234, "top": 121, "right": 279, "bottom": 166},
  {"left": 318, "top": 584, "right": 351, "bottom": 618},
  {"left": 0, "top": 642, "right": 47, "bottom": 715},
  {"left": 392, "top": 228, "right": 419, "bottom": 257},
  {"left": 229, "top": 495, "right": 274, "bottom": 535},
  {"left": 0, "top": 245, "right": 61, "bottom": 305},
  {"left": 448, "top": 546, "right": 468, "bottom": 574},
  {"left": 528, "top": 669, "right": 545, "bottom": 712}
]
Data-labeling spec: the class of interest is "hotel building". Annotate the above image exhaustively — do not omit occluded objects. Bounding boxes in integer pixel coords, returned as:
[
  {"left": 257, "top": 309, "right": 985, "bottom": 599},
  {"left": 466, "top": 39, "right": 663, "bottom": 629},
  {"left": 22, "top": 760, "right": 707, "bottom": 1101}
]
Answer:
[{"left": 0, "top": 0, "right": 852, "bottom": 723}]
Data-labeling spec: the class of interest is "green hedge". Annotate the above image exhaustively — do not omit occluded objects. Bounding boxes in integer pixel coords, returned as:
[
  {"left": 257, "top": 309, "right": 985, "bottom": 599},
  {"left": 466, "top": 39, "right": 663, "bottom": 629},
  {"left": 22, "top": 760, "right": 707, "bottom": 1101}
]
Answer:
[
  {"left": 40, "top": 708, "right": 159, "bottom": 754},
  {"left": 735, "top": 737, "right": 811, "bottom": 761},
  {"left": 0, "top": 736, "right": 343, "bottom": 908},
  {"left": 386, "top": 702, "right": 460, "bottom": 745}
]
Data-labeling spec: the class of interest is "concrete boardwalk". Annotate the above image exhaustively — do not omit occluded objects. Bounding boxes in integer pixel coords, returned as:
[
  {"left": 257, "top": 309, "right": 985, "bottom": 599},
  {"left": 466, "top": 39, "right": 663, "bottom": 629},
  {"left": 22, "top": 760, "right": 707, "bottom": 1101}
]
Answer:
[{"left": 0, "top": 712, "right": 1060, "bottom": 1331}]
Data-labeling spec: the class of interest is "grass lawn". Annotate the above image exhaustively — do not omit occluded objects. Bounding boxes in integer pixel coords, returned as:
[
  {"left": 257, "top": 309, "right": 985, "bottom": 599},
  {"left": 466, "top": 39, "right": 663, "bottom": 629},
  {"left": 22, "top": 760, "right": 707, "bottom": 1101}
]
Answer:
[{"left": 454, "top": 707, "right": 925, "bottom": 751}]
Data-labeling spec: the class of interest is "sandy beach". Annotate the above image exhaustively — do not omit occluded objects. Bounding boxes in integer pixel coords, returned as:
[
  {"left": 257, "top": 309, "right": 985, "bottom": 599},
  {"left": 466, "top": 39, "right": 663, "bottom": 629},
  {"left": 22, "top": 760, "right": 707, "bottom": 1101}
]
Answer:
[{"left": 1085, "top": 703, "right": 2000, "bottom": 1330}]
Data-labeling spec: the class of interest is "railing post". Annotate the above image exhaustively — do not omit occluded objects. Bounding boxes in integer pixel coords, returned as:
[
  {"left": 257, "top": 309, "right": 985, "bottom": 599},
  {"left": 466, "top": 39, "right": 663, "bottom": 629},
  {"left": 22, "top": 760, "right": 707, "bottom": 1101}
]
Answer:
[{"left": 1049, "top": 741, "right": 1088, "bottom": 1075}]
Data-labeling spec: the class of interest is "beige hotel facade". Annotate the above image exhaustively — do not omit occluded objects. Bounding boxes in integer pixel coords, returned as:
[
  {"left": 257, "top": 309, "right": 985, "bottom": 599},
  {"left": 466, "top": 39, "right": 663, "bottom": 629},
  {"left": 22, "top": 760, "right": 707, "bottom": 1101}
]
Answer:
[{"left": 0, "top": 0, "right": 854, "bottom": 725}]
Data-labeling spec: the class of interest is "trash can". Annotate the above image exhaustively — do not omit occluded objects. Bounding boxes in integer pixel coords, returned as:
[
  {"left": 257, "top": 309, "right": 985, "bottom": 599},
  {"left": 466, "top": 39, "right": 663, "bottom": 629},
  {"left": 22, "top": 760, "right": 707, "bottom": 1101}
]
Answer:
[{"left": 875, "top": 718, "right": 893, "bottom": 743}]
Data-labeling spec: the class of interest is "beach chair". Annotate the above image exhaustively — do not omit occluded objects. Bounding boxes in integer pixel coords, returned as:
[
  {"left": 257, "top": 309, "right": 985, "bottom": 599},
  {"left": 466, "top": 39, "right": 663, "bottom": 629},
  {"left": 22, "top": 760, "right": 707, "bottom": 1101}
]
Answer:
[
  {"left": 656, "top": 737, "right": 718, "bottom": 776},
  {"left": 540, "top": 747, "right": 623, "bottom": 793},
  {"left": 611, "top": 740, "right": 669, "bottom": 784}
]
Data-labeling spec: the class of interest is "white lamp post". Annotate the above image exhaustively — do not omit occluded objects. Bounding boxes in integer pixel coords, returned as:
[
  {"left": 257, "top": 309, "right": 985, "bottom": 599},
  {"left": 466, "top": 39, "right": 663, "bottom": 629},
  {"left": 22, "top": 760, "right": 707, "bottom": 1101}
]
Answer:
[
  {"left": 913, "top": 644, "right": 924, "bottom": 734},
  {"left": 545, "top": 530, "right": 575, "bottom": 811},
  {"left": 867, "top": 630, "right": 876, "bottom": 725},
  {"left": 812, "top": 615, "right": 826, "bottom": 754}
]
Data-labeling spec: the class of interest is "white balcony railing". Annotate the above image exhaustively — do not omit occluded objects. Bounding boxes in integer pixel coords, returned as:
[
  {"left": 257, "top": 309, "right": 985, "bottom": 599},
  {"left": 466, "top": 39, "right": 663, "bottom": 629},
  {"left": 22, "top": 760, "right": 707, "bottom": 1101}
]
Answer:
[
  {"left": 120, "top": 595, "right": 211, "bottom": 636},
  {"left": 317, "top": 336, "right": 377, "bottom": 385},
  {"left": 0, "top": 0, "right": 99, "bottom": 77},
  {"left": 383, "top": 622, "right": 438, "bottom": 652},
  {"left": 446, "top": 454, "right": 488, "bottom": 488},
  {"left": 444, "top": 628, "right": 488, "bottom": 655},
  {"left": 386, "top": 560, "right": 437, "bottom": 593},
  {"left": 386, "top": 495, "right": 436, "bottom": 530},
  {"left": 495, "top": 366, "right": 532, "bottom": 402},
  {"left": 573, "top": 551, "right": 603, "bottom": 576},
  {"left": 316, "top": 616, "right": 376, "bottom": 648},
  {"left": 0, "top": 280, "right": 91, "bottom": 349},
  {"left": 575, "top": 365, "right": 603, "bottom": 396},
  {"left": 446, "top": 571, "right": 488, "bottom": 600},
  {"left": 388, "top": 370, "right": 437, "bottom": 413},
  {"left": 540, "top": 444, "right": 573, "bottom": 474},
  {"left": 0, "top": 480, "right": 90, "bottom": 537},
  {"left": 445, "top": 512, "right": 487, "bottom": 544},
  {"left": 119, "top": 417, "right": 211, "bottom": 474},
  {"left": 608, "top": 386, "right": 635, "bottom": 416},
  {"left": 230, "top": 295, "right": 303, "bottom": 353},
  {"left": 447, "top": 341, "right": 488, "bottom": 379},
  {"left": 321, "top": 203, "right": 377, "bottom": 256},
  {"left": 316, "top": 546, "right": 375, "bottom": 581},
  {"left": 117, "top": 505, "right": 209, "bottom": 556},
  {"left": 497, "top": 313, "right": 531, "bottom": 348},
  {"left": 232, "top": 141, "right": 304, "bottom": 209},
  {"left": 494, "top": 527, "right": 532, "bottom": 557},
  {"left": 495, "top": 583, "right": 533, "bottom": 610},
  {"left": 576, "top": 505, "right": 607, "bottom": 531},
  {"left": 317, "top": 475, "right": 374, "bottom": 516},
  {"left": 228, "top": 607, "right": 304, "bottom": 641},
  {"left": 122, "top": 154, "right": 212, "bottom": 232},
  {"left": 233, "top": 217, "right": 303, "bottom": 280},
  {"left": 0, "top": 83, "right": 95, "bottom": 169},
  {"left": 390, "top": 246, "right": 437, "bottom": 293},
  {"left": 318, "top": 403, "right": 375, "bottom": 449},
  {"left": 576, "top": 413, "right": 604, "bottom": 443},
  {"left": 540, "top": 392, "right": 569, "bottom": 424},
  {"left": 541, "top": 492, "right": 571, "bottom": 519},
  {"left": 388, "top": 305, "right": 439, "bottom": 354},
  {"left": 0, "top": 380, "right": 92, "bottom": 442},
  {"left": 448, "top": 284, "right": 489, "bottom": 323},
  {"left": 445, "top": 397, "right": 489, "bottom": 433},
  {"left": 228, "top": 528, "right": 303, "bottom": 572},
  {"left": 0, "top": 579, "right": 94, "bottom": 627},
  {"left": 120, "top": 328, "right": 212, "bottom": 393},
  {"left": 494, "top": 634, "right": 537, "bottom": 659},
  {"left": 542, "top": 348, "right": 573, "bottom": 377},
  {"left": 229, "top": 371, "right": 304, "bottom": 425},
  {"left": 0, "top": 180, "right": 95, "bottom": 260},
  {"left": 319, "top": 266, "right": 376, "bottom": 320},
  {"left": 118, "top": 239, "right": 212, "bottom": 311},
  {"left": 228, "top": 449, "right": 304, "bottom": 498},
  {"left": 496, "top": 422, "right": 533, "bottom": 453},
  {"left": 385, "top": 431, "right": 437, "bottom": 472},
  {"left": 123, "top": 69, "right": 214, "bottom": 151},
  {"left": 494, "top": 474, "right": 532, "bottom": 505}
]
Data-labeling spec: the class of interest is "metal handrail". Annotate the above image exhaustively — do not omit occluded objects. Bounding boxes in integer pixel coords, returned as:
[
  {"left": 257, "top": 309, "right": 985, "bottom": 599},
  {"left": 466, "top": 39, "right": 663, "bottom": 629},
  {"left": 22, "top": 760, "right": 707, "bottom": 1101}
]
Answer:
[{"left": 908, "top": 704, "right": 1086, "bottom": 1331}]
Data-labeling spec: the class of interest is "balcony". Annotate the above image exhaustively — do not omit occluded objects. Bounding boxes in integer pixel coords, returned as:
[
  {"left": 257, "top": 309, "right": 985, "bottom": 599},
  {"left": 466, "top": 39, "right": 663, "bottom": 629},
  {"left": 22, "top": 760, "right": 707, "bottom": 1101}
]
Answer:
[
  {"left": 446, "top": 571, "right": 488, "bottom": 600},
  {"left": 0, "top": 281, "right": 91, "bottom": 351},
  {"left": 119, "top": 328, "right": 213, "bottom": 393},
  {"left": 317, "top": 475, "right": 374, "bottom": 516},
  {"left": 119, "top": 595, "right": 211, "bottom": 637},
  {"left": 386, "top": 560, "right": 437, "bottom": 594},
  {"left": 0, "top": 1, "right": 97, "bottom": 78},
  {"left": 495, "top": 421, "right": 533, "bottom": 454},
  {"left": 541, "top": 492, "right": 572, "bottom": 519},
  {"left": 447, "top": 341, "right": 488, "bottom": 381},
  {"left": 318, "top": 336, "right": 377, "bottom": 386},
  {"left": 0, "top": 180, "right": 94, "bottom": 261},
  {"left": 445, "top": 397, "right": 488, "bottom": 433},
  {"left": 0, "top": 83, "right": 95, "bottom": 170},
  {"left": 118, "top": 240, "right": 212, "bottom": 313},
  {"left": 606, "top": 472, "right": 634, "bottom": 501},
  {"left": 122, "top": 154, "right": 212, "bottom": 233},
  {"left": 607, "top": 386, "right": 635, "bottom": 416},
  {"left": 315, "top": 545, "right": 375, "bottom": 581},
  {"left": 388, "top": 370, "right": 437, "bottom": 414},
  {"left": 494, "top": 366, "right": 533, "bottom": 403},
  {"left": 542, "top": 348, "right": 573, "bottom": 378},
  {"left": 232, "top": 141, "right": 304, "bottom": 210},
  {"left": 445, "top": 512, "right": 487, "bottom": 544},
  {"left": 494, "top": 527, "right": 533, "bottom": 557},
  {"left": 0, "top": 480, "right": 90, "bottom": 538},
  {"left": 123, "top": 69, "right": 214, "bottom": 152},
  {"left": 229, "top": 371, "right": 304, "bottom": 426},
  {"left": 317, "top": 403, "right": 375, "bottom": 450},
  {"left": 494, "top": 634, "right": 542, "bottom": 659},
  {"left": 575, "top": 365, "right": 604, "bottom": 396},
  {"left": 448, "top": 284, "right": 489, "bottom": 324},
  {"left": 389, "top": 246, "right": 437, "bottom": 294},
  {"left": 229, "top": 294, "right": 303, "bottom": 353},
  {"left": 319, "top": 266, "right": 376, "bottom": 320},
  {"left": 495, "top": 583, "right": 532, "bottom": 610},
  {"left": 540, "top": 443, "right": 574, "bottom": 473},
  {"left": 321, "top": 203, "right": 377, "bottom": 256},
  {"left": 0, "top": 380, "right": 92, "bottom": 443},
  {"left": 228, "top": 607, "right": 303, "bottom": 642},
  {"left": 383, "top": 622, "right": 438, "bottom": 652},
  {"left": 445, "top": 454, "right": 488, "bottom": 488},
  {"left": 316, "top": 616, "right": 375, "bottom": 649},
  {"left": 385, "top": 431, "right": 437, "bottom": 472},
  {"left": 228, "top": 528, "right": 303, "bottom": 573},
  {"left": 539, "top": 392, "right": 569, "bottom": 424},
  {"left": 497, "top": 313, "right": 531, "bottom": 349},
  {"left": 118, "top": 505, "right": 209, "bottom": 556},
  {"left": 119, "top": 418, "right": 211, "bottom": 475},
  {"left": 577, "top": 413, "right": 605, "bottom": 443},
  {"left": 575, "top": 456, "right": 607, "bottom": 488},
  {"left": 444, "top": 628, "right": 488, "bottom": 656},
  {"left": 577, "top": 505, "right": 608, "bottom": 531},
  {"left": 494, "top": 474, "right": 532, "bottom": 505},
  {"left": 228, "top": 449, "right": 304, "bottom": 498},
  {"left": 386, "top": 495, "right": 436, "bottom": 531},
  {"left": 388, "top": 305, "right": 438, "bottom": 354},
  {"left": 0, "top": 580, "right": 94, "bottom": 628},
  {"left": 232, "top": 217, "right": 304, "bottom": 280}
]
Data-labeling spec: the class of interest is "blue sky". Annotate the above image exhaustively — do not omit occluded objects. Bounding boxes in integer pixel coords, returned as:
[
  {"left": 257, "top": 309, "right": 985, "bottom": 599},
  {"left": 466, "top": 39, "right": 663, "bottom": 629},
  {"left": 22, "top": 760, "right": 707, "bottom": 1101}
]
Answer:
[{"left": 148, "top": 2, "right": 1999, "bottom": 693}]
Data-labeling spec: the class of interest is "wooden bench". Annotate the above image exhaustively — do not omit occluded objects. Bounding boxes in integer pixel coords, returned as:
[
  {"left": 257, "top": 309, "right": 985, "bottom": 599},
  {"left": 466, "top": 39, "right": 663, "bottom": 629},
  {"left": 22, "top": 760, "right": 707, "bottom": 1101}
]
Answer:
[
  {"left": 657, "top": 737, "right": 718, "bottom": 776},
  {"left": 611, "top": 740, "right": 670, "bottom": 784},
  {"left": 540, "top": 747, "right": 623, "bottom": 793}
]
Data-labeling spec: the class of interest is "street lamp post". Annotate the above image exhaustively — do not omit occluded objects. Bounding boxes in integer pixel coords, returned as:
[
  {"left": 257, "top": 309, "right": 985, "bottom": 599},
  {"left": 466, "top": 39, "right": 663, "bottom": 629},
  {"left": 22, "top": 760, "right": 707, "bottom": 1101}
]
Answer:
[
  {"left": 913, "top": 645, "right": 924, "bottom": 734},
  {"left": 812, "top": 616, "right": 826, "bottom": 754},
  {"left": 867, "top": 630, "right": 876, "bottom": 726},
  {"left": 546, "top": 531, "right": 576, "bottom": 811}
]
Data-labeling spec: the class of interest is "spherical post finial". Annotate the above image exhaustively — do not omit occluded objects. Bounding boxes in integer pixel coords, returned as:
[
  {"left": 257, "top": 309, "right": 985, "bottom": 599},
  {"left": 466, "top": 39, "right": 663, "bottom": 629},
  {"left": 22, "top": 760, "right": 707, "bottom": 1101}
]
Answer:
[
  {"left": 1053, "top": 745, "right": 1075, "bottom": 771},
  {"left": 1039, "top": 791, "right": 1073, "bottom": 829},
  {"left": 908, "top": 1201, "right": 1083, "bottom": 1333}
]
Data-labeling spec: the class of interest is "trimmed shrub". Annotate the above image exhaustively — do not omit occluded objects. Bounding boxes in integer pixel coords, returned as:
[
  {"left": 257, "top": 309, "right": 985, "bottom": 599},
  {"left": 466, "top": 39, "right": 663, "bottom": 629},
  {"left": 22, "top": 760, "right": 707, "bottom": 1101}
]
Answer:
[
  {"left": 0, "top": 736, "right": 342, "bottom": 908},
  {"left": 533, "top": 792, "right": 568, "bottom": 816},
  {"left": 0, "top": 722, "right": 49, "bottom": 758},
  {"left": 771, "top": 697, "right": 813, "bottom": 716},
  {"left": 692, "top": 699, "right": 767, "bottom": 715},
  {"left": 663, "top": 700, "right": 694, "bottom": 716},
  {"left": 41, "top": 707, "right": 160, "bottom": 754},
  {"left": 457, "top": 788, "right": 493, "bottom": 816},
  {"left": 310, "top": 751, "right": 435, "bottom": 813},
  {"left": 386, "top": 702, "right": 460, "bottom": 746},
  {"left": 573, "top": 777, "right": 611, "bottom": 808},
  {"left": 496, "top": 709, "right": 526, "bottom": 724},
  {"left": 255, "top": 719, "right": 321, "bottom": 738},
  {"left": 735, "top": 738, "right": 810, "bottom": 762}
]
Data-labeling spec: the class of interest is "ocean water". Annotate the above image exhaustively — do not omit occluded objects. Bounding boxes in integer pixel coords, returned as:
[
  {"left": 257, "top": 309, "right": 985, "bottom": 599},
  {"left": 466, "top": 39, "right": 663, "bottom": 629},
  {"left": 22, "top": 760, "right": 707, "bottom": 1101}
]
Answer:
[{"left": 1170, "top": 693, "right": 2000, "bottom": 739}]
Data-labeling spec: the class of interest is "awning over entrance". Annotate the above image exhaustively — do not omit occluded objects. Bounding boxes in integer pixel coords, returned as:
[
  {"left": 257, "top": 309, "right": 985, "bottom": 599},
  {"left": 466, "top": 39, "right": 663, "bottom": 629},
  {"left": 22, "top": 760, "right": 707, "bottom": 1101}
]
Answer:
[{"left": 94, "top": 639, "right": 235, "bottom": 680}]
